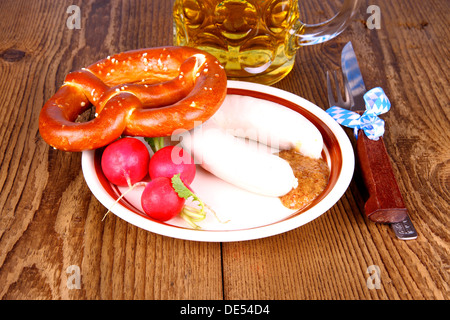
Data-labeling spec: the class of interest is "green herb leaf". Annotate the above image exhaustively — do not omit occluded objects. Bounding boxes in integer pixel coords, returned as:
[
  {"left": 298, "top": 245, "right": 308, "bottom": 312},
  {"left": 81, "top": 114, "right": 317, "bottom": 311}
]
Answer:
[{"left": 171, "top": 174, "right": 193, "bottom": 199}]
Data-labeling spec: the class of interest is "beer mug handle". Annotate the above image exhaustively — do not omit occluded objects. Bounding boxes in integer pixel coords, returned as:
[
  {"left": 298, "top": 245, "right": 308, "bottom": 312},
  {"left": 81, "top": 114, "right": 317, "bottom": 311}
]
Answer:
[{"left": 295, "top": 0, "right": 360, "bottom": 46}]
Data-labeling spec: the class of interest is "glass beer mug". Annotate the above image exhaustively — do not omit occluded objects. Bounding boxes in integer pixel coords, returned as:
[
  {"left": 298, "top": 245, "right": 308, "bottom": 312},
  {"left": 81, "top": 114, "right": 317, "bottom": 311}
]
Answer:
[{"left": 173, "top": 0, "right": 360, "bottom": 85}]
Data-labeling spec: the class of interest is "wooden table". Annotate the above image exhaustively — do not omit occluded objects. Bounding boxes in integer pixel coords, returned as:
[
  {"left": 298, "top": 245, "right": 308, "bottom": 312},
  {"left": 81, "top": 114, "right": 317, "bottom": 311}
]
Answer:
[{"left": 0, "top": 0, "right": 448, "bottom": 302}]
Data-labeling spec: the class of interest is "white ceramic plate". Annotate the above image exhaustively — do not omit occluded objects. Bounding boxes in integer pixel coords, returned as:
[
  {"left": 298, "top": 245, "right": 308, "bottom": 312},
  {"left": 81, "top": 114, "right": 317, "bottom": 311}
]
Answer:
[{"left": 81, "top": 80, "right": 354, "bottom": 242}]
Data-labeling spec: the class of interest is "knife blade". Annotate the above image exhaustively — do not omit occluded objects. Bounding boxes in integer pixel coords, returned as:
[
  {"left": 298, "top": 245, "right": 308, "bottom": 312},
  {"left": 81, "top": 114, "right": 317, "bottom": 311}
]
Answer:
[
  {"left": 340, "top": 42, "right": 417, "bottom": 240},
  {"left": 341, "top": 42, "right": 366, "bottom": 110}
]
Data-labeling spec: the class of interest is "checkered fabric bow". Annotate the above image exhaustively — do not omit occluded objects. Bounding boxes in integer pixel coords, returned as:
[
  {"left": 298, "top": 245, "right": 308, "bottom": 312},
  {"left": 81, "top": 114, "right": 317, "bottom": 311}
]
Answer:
[{"left": 326, "top": 87, "right": 391, "bottom": 140}]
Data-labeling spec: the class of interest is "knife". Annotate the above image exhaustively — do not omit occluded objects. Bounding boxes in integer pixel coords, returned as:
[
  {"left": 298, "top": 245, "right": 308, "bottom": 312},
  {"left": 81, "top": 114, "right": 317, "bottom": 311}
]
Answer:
[{"left": 341, "top": 42, "right": 417, "bottom": 240}]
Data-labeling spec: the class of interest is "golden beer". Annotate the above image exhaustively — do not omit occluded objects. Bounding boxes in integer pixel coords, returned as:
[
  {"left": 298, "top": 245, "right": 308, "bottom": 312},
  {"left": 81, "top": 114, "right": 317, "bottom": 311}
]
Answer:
[{"left": 173, "top": 0, "right": 360, "bottom": 85}]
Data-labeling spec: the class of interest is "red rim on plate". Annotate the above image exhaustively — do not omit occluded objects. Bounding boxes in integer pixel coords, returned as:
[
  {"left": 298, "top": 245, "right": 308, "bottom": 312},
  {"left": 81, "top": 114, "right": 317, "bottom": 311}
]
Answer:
[{"left": 82, "top": 81, "right": 354, "bottom": 241}]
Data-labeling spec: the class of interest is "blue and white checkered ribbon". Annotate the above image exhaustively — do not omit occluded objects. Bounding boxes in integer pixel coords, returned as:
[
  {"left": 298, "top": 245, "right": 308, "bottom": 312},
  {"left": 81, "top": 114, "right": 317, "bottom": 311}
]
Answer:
[{"left": 326, "top": 87, "right": 390, "bottom": 140}]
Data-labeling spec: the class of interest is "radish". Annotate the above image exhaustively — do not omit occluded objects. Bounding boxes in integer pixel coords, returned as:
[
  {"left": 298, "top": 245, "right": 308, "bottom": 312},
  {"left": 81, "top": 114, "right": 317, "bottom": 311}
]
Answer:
[
  {"left": 141, "top": 174, "right": 217, "bottom": 228},
  {"left": 100, "top": 138, "right": 214, "bottom": 228},
  {"left": 141, "top": 177, "right": 186, "bottom": 221},
  {"left": 149, "top": 146, "right": 196, "bottom": 184},
  {"left": 101, "top": 137, "right": 150, "bottom": 187}
]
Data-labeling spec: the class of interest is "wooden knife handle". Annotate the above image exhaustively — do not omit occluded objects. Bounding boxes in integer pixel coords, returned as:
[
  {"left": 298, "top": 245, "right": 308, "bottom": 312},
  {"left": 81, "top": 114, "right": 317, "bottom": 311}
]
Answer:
[{"left": 356, "top": 131, "right": 408, "bottom": 223}]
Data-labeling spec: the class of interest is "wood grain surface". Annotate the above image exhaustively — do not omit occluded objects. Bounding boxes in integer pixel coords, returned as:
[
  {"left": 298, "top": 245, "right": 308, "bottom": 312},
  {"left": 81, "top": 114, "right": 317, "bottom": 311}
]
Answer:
[{"left": 0, "top": 0, "right": 448, "bottom": 301}]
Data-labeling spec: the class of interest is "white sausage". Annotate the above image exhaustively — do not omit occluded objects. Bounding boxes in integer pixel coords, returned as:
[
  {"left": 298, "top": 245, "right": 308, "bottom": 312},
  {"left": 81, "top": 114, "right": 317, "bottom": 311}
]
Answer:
[
  {"left": 211, "top": 94, "right": 323, "bottom": 159},
  {"left": 175, "top": 123, "right": 298, "bottom": 197}
]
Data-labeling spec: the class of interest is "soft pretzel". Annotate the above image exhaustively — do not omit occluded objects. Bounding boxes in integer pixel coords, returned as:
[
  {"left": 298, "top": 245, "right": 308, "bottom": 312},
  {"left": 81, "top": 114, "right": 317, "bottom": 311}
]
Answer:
[{"left": 38, "top": 46, "right": 227, "bottom": 151}]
